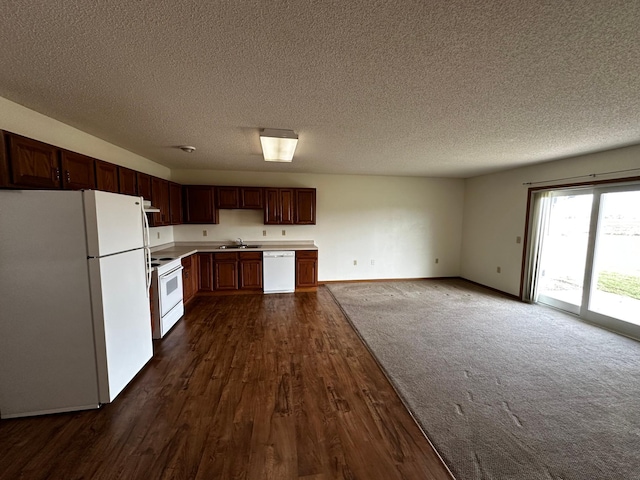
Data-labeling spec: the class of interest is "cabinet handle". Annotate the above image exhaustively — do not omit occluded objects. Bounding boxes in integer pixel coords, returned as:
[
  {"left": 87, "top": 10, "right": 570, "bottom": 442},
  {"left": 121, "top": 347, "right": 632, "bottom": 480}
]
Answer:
[
  {"left": 65, "top": 171, "right": 71, "bottom": 183},
  {"left": 53, "top": 167, "right": 60, "bottom": 181}
]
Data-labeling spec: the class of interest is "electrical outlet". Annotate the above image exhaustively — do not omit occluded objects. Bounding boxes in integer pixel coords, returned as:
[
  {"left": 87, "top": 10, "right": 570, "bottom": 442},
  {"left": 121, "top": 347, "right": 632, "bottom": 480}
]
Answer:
[
  {"left": 497, "top": 266, "right": 501, "bottom": 273},
  {"left": 156, "top": 232, "right": 160, "bottom": 239},
  {"left": 435, "top": 258, "right": 439, "bottom": 264},
  {"left": 263, "top": 230, "right": 267, "bottom": 237},
  {"left": 371, "top": 259, "right": 375, "bottom": 266},
  {"left": 203, "top": 230, "right": 208, "bottom": 237},
  {"left": 516, "top": 236, "right": 522, "bottom": 244},
  {"left": 353, "top": 260, "right": 357, "bottom": 266},
  {"left": 282, "top": 229, "right": 286, "bottom": 236}
]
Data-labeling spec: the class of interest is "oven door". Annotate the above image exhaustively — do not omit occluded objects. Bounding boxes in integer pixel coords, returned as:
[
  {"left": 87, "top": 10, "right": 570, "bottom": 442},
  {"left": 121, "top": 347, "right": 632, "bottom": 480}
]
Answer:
[{"left": 159, "top": 265, "right": 184, "bottom": 318}]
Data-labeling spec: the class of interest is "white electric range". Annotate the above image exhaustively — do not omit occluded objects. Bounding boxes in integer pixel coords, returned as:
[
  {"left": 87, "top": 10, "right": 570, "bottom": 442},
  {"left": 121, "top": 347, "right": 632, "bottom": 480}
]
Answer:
[{"left": 150, "top": 256, "right": 184, "bottom": 339}]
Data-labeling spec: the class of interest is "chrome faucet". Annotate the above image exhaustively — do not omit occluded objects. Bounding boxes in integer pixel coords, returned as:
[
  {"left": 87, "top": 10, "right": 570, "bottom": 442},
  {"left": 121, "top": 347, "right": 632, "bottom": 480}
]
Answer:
[{"left": 236, "top": 237, "right": 246, "bottom": 246}]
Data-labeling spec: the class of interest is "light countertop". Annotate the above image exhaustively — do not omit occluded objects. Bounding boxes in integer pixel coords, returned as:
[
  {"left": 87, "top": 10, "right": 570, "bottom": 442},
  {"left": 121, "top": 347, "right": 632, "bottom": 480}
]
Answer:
[{"left": 151, "top": 241, "right": 317, "bottom": 260}]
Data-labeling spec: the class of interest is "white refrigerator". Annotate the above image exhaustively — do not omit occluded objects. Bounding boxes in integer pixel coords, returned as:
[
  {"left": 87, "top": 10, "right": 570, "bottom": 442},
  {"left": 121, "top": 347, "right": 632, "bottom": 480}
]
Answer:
[{"left": 0, "top": 189, "right": 154, "bottom": 419}]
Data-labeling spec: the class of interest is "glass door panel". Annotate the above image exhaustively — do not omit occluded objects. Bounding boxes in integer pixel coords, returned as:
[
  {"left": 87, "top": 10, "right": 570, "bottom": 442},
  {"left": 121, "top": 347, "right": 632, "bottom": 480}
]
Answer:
[
  {"left": 588, "top": 190, "right": 640, "bottom": 325},
  {"left": 537, "top": 193, "right": 593, "bottom": 313}
]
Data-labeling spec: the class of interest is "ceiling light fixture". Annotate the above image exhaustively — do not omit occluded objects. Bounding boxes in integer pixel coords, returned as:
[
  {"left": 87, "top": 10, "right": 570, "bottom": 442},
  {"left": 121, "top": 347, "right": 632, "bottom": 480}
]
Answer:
[
  {"left": 179, "top": 145, "right": 196, "bottom": 153},
  {"left": 259, "top": 129, "right": 298, "bottom": 162}
]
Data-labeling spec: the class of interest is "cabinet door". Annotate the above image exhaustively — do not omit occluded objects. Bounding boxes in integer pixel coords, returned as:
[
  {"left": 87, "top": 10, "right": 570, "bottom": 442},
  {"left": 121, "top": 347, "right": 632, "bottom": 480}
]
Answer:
[
  {"left": 137, "top": 172, "right": 152, "bottom": 201},
  {"left": 296, "top": 251, "right": 318, "bottom": 288},
  {"left": 198, "top": 253, "right": 213, "bottom": 291},
  {"left": 8, "top": 134, "right": 61, "bottom": 188},
  {"left": 239, "top": 252, "right": 262, "bottom": 290},
  {"left": 240, "top": 187, "right": 263, "bottom": 209},
  {"left": 60, "top": 151, "right": 96, "bottom": 190},
  {"left": 182, "top": 255, "right": 195, "bottom": 303},
  {"left": 239, "top": 260, "right": 263, "bottom": 290},
  {"left": 0, "top": 132, "right": 9, "bottom": 187},
  {"left": 169, "top": 182, "right": 183, "bottom": 225},
  {"left": 294, "top": 188, "right": 316, "bottom": 225},
  {"left": 264, "top": 188, "right": 280, "bottom": 224},
  {"left": 216, "top": 186, "right": 239, "bottom": 209},
  {"left": 214, "top": 259, "right": 238, "bottom": 290},
  {"left": 151, "top": 177, "right": 169, "bottom": 226},
  {"left": 118, "top": 167, "right": 138, "bottom": 196},
  {"left": 280, "top": 188, "right": 295, "bottom": 224},
  {"left": 184, "top": 185, "right": 218, "bottom": 224},
  {"left": 95, "top": 160, "right": 119, "bottom": 193},
  {"left": 190, "top": 253, "right": 199, "bottom": 297}
]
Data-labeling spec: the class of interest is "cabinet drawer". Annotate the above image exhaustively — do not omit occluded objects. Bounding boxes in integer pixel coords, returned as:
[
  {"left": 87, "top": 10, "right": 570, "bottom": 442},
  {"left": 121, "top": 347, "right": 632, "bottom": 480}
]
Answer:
[
  {"left": 239, "top": 252, "right": 262, "bottom": 260},
  {"left": 296, "top": 250, "right": 318, "bottom": 259},
  {"left": 214, "top": 252, "right": 239, "bottom": 261}
]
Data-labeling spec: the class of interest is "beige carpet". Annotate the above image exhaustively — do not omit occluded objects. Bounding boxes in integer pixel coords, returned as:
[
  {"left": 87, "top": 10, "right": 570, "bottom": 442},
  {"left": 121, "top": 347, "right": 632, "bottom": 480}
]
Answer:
[{"left": 327, "top": 279, "right": 640, "bottom": 480}]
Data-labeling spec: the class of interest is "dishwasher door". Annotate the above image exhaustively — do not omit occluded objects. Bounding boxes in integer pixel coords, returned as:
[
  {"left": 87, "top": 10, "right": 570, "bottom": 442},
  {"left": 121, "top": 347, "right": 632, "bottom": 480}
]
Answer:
[{"left": 263, "top": 251, "right": 296, "bottom": 294}]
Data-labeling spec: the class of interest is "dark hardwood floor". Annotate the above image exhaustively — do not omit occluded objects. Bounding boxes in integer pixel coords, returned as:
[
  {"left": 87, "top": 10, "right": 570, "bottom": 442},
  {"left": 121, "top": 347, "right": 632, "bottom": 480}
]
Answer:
[{"left": 0, "top": 288, "right": 453, "bottom": 480}]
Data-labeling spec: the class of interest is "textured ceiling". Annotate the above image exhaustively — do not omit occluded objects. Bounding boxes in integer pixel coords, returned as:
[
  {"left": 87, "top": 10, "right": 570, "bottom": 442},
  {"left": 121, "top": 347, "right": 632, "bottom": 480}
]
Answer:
[{"left": 1, "top": 1, "right": 639, "bottom": 178}]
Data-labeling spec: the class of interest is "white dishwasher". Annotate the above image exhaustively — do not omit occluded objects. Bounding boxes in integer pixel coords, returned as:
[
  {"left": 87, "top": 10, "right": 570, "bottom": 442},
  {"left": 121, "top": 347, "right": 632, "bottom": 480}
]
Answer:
[{"left": 263, "top": 251, "right": 296, "bottom": 294}]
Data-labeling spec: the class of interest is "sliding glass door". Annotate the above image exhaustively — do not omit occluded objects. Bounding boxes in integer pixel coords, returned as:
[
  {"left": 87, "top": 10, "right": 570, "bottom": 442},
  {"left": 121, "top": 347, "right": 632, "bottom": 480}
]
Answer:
[
  {"left": 531, "top": 183, "right": 640, "bottom": 334},
  {"left": 537, "top": 191, "right": 593, "bottom": 314},
  {"left": 587, "top": 189, "right": 640, "bottom": 325}
]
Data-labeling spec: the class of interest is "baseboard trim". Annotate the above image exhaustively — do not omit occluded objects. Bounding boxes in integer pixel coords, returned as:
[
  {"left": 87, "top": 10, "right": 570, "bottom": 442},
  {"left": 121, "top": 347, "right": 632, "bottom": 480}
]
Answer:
[
  {"left": 321, "top": 276, "right": 522, "bottom": 302},
  {"left": 459, "top": 277, "right": 521, "bottom": 301},
  {"left": 321, "top": 276, "right": 455, "bottom": 285}
]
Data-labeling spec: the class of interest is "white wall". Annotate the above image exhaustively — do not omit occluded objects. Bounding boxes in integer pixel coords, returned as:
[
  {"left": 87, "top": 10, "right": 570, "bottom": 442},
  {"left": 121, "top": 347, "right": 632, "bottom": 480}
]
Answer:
[
  {"left": 172, "top": 170, "right": 465, "bottom": 281},
  {"left": 0, "top": 97, "right": 170, "bottom": 178},
  {"left": 461, "top": 145, "right": 640, "bottom": 296}
]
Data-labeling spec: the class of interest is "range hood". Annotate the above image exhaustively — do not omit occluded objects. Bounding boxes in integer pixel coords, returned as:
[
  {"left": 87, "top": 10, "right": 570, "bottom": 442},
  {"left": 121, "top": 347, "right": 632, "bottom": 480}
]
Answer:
[{"left": 142, "top": 199, "right": 160, "bottom": 213}]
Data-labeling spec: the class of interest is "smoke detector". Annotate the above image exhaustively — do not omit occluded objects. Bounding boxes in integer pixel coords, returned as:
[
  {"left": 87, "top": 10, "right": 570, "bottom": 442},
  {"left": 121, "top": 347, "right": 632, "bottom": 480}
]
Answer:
[{"left": 178, "top": 145, "right": 196, "bottom": 153}]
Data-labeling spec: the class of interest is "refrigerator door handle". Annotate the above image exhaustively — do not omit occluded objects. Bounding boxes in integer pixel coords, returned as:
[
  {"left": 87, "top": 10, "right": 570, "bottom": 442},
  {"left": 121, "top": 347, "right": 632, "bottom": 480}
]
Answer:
[
  {"left": 141, "top": 196, "right": 150, "bottom": 248},
  {"left": 139, "top": 197, "right": 152, "bottom": 298},
  {"left": 145, "top": 247, "right": 152, "bottom": 297}
]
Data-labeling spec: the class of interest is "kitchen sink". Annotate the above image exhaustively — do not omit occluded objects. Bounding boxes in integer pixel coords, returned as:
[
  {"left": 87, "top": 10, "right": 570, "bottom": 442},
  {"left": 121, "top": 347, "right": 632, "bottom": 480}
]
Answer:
[{"left": 218, "top": 244, "right": 261, "bottom": 249}]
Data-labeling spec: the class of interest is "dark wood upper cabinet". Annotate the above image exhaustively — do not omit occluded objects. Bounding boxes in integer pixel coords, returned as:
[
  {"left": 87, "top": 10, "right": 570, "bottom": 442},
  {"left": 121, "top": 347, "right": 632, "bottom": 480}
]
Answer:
[
  {"left": 264, "top": 188, "right": 280, "bottom": 224},
  {"left": 294, "top": 188, "right": 316, "bottom": 225},
  {"left": 95, "top": 160, "right": 119, "bottom": 193},
  {"left": 60, "top": 151, "right": 96, "bottom": 190},
  {"left": 183, "top": 185, "right": 218, "bottom": 224},
  {"left": 6, "top": 133, "right": 60, "bottom": 189},
  {"left": 265, "top": 188, "right": 294, "bottom": 224},
  {"left": 168, "top": 181, "right": 183, "bottom": 225},
  {"left": 1, "top": 132, "right": 10, "bottom": 187},
  {"left": 280, "top": 188, "right": 294, "bottom": 224},
  {"left": 118, "top": 167, "right": 138, "bottom": 196},
  {"left": 240, "top": 187, "right": 263, "bottom": 209},
  {"left": 216, "top": 186, "right": 239, "bottom": 209},
  {"left": 136, "top": 172, "right": 152, "bottom": 201},
  {"left": 151, "top": 177, "right": 170, "bottom": 226},
  {"left": 264, "top": 187, "right": 316, "bottom": 225}
]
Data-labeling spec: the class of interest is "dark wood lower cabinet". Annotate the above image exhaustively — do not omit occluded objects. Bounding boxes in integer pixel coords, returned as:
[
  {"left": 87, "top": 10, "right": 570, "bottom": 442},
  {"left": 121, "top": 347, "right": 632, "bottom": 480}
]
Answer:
[
  {"left": 214, "top": 253, "right": 238, "bottom": 290},
  {"left": 198, "top": 253, "right": 213, "bottom": 292},
  {"left": 239, "top": 252, "right": 263, "bottom": 290},
  {"left": 296, "top": 250, "right": 318, "bottom": 289},
  {"left": 182, "top": 254, "right": 198, "bottom": 304},
  {"left": 197, "top": 250, "right": 318, "bottom": 293},
  {"left": 197, "top": 251, "right": 264, "bottom": 292}
]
